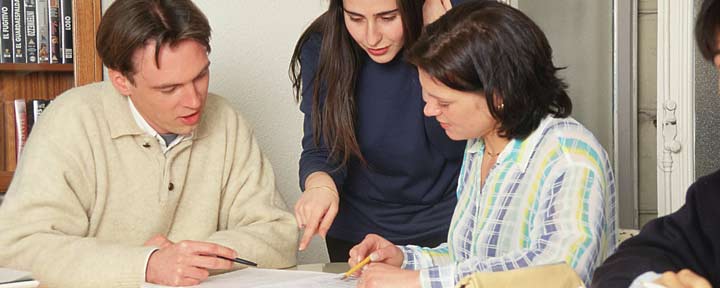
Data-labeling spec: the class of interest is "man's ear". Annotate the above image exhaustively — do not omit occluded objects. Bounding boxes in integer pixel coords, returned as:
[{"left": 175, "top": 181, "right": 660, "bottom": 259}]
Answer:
[{"left": 108, "top": 69, "right": 132, "bottom": 96}]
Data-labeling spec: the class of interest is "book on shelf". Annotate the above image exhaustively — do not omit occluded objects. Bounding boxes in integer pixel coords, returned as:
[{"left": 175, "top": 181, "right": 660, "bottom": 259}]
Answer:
[
  {"left": 11, "top": 0, "right": 25, "bottom": 63},
  {"left": 13, "top": 99, "right": 27, "bottom": 162},
  {"left": 58, "top": 0, "right": 68, "bottom": 63},
  {"left": 3, "top": 100, "right": 16, "bottom": 171},
  {"left": 0, "top": 99, "right": 51, "bottom": 171},
  {"left": 26, "top": 98, "right": 50, "bottom": 135},
  {"left": 0, "top": 0, "right": 71, "bottom": 64},
  {"left": 23, "top": 0, "right": 35, "bottom": 63},
  {"left": 0, "top": 0, "right": 11, "bottom": 63},
  {"left": 46, "top": 0, "right": 57, "bottom": 63},
  {"left": 0, "top": 101, "right": 4, "bottom": 172},
  {"left": 34, "top": 0, "right": 47, "bottom": 63}
]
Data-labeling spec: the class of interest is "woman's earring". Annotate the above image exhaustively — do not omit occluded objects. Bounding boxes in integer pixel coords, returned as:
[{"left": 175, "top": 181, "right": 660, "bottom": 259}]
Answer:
[{"left": 497, "top": 103, "right": 504, "bottom": 111}]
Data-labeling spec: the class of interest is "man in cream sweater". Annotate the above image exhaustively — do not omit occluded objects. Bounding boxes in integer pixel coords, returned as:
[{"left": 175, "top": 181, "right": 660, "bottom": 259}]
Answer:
[{"left": 0, "top": 0, "right": 297, "bottom": 287}]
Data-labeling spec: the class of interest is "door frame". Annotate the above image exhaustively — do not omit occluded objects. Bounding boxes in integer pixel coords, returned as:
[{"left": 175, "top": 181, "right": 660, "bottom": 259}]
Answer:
[{"left": 656, "top": 0, "right": 696, "bottom": 216}]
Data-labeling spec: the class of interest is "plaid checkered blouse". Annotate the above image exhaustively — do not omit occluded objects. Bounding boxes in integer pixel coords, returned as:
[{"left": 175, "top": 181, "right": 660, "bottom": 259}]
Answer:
[{"left": 399, "top": 116, "right": 617, "bottom": 288}]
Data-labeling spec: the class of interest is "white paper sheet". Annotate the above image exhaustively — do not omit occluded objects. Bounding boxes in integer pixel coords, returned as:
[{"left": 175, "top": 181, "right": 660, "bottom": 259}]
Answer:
[
  {"left": 0, "top": 268, "right": 38, "bottom": 288},
  {"left": 142, "top": 267, "right": 357, "bottom": 288}
]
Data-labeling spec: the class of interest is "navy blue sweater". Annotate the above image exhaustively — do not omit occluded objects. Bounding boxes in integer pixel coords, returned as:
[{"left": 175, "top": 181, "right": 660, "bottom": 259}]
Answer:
[
  {"left": 592, "top": 169, "right": 720, "bottom": 287},
  {"left": 298, "top": 35, "right": 465, "bottom": 244}
]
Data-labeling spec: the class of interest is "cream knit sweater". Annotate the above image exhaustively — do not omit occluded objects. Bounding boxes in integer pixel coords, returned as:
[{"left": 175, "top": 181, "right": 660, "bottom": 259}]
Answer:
[{"left": 0, "top": 82, "right": 298, "bottom": 287}]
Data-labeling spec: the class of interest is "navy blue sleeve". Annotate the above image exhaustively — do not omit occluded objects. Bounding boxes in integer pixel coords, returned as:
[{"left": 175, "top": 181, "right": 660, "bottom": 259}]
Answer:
[
  {"left": 592, "top": 170, "right": 720, "bottom": 287},
  {"left": 297, "top": 34, "right": 347, "bottom": 191}
]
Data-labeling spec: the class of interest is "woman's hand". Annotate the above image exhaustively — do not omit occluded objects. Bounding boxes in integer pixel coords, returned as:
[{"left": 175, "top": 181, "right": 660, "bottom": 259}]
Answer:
[
  {"left": 294, "top": 172, "right": 339, "bottom": 251},
  {"left": 423, "top": 0, "right": 453, "bottom": 25},
  {"left": 653, "top": 269, "right": 712, "bottom": 288},
  {"left": 348, "top": 234, "right": 404, "bottom": 277},
  {"left": 357, "top": 263, "right": 421, "bottom": 288}
]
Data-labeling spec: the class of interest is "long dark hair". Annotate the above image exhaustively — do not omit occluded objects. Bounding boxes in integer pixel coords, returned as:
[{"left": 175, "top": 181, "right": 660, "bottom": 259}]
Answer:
[
  {"left": 407, "top": 1, "right": 571, "bottom": 139},
  {"left": 289, "top": 0, "right": 423, "bottom": 167}
]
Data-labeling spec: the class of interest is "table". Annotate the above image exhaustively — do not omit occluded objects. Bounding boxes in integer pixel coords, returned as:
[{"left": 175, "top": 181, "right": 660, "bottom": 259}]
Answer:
[{"left": 294, "top": 262, "right": 350, "bottom": 274}]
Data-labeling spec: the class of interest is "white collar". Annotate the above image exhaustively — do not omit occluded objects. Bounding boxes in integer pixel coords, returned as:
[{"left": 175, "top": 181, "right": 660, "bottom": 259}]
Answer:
[{"left": 127, "top": 97, "right": 191, "bottom": 153}]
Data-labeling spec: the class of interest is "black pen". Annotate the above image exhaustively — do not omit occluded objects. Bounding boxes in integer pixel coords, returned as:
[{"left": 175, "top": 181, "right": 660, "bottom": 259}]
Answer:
[{"left": 218, "top": 256, "right": 258, "bottom": 267}]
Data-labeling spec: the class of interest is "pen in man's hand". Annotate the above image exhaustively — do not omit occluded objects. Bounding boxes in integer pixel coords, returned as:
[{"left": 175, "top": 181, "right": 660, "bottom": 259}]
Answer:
[{"left": 218, "top": 255, "right": 258, "bottom": 267}]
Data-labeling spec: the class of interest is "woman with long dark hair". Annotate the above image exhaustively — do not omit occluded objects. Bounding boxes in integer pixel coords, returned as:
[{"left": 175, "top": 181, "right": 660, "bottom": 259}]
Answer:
[
  {"left": 347, "top": 2, "right": 616, "bottom": 287},
  {"left": 289, "top": 0, "right": 468, "bottom": 262}
]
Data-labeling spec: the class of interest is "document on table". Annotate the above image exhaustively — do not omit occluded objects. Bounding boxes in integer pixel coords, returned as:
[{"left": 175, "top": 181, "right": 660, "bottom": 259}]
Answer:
[
  {"left": 0, "top": 268, "right": 39, "bottom": 288},
  {"left": 142, "top": 267, "right": 357, "bottom": 288}
]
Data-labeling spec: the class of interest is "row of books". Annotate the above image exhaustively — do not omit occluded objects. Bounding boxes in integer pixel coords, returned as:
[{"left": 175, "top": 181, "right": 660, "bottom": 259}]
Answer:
[
  {"left": 0, "top": 99, "right": 51, "bottom": 172},
  {"left": 0, "top": 0, "right": 73, "bottom": 64}
]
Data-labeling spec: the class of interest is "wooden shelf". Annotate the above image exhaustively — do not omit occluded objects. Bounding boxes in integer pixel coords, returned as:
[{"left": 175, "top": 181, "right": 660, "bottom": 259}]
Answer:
[
  {"left": 0, "top": 0, "right": 102, "bottom": 193},
  {"left": 0, "top": 171, "right": 12, "bottom": 193},
  {"left": 0, "top": 64, "right": 74, "bottom": 72}
]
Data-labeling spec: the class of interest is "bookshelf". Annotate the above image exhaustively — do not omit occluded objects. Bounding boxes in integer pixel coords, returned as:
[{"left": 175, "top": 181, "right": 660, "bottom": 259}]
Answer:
[{"left": 0, "top": 0, "right": 103, "bottom": 193}]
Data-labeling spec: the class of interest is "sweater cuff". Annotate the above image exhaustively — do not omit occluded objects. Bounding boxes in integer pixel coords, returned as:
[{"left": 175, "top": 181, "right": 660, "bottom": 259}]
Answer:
[{"left": 143, "top": 248, "right": 160, "bottom": 283}]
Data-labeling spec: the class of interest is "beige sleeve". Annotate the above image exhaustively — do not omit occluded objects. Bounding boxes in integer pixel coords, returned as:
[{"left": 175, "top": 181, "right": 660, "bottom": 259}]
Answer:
[
  {"left": 205, "top": 112, "right": 298, "bottom": 269},
  {"left": 0, "top": 100, "right": 157, "bottom": 288}
]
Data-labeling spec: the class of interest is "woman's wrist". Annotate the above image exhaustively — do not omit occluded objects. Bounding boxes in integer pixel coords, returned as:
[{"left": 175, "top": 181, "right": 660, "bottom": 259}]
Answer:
[{"left": 305, "top": 185, "right": 339, "bottom": 197}]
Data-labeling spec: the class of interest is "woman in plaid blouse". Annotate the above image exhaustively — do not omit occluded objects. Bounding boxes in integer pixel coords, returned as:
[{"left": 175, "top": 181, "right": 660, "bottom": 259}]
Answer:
[{"left": 347, "top": 2, "right": 616, "bottom": 288}]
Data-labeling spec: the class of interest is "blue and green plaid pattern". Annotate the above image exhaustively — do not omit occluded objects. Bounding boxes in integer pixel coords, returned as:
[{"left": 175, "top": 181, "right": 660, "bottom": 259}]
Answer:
[{"left": 400, "top": 117, "right": 616, "bottom": 288}]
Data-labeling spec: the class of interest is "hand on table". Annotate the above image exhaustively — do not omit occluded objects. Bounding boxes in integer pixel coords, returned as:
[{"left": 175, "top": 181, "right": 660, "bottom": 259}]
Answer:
[
  {"left": 145, "top": 237, "right": 237, "bottom": 287},
  {"left": 144, "top": 234, "right": 174, "bottom": 249},
  {"left": 357, "top": 263, "right": 421, "bottom": 288},
  {"left": 347, "top": 234, "right": 404, "bottom": 278},
  {"left": 653, "top": 269, "right": 712, "bottom": 288}
]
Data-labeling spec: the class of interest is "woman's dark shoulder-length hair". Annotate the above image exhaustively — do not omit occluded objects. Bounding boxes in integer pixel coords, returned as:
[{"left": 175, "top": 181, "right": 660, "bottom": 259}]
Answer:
[
  {"left": 696, "top": 0, "right": 720, "bottom": 61},
  {"left": 288, "top": 0, "right": 423, "bottom": 167},
  {"left": 407, "top": 1, "right": 571, "bottom": 140}
]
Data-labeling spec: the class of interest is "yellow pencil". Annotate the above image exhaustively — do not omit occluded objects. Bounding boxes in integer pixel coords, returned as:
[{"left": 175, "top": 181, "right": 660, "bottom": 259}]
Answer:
[{"left": 341, "top": 255, "right": 372, "bottom": 280}]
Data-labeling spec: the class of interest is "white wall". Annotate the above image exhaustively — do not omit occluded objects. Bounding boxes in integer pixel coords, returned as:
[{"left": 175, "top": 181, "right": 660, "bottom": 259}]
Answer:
[
  {"left": 516, "top": 0, "right": 614, "bottom": 156},
  {"left": 102, "top": 0, "right": 329, "bottom": 264}
]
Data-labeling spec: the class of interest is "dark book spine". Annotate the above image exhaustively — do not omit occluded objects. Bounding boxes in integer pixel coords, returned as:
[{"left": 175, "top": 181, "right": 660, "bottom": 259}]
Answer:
[
  {"left": 11, "top": 0, "right": 24, "bottom": 63},
  {"left": 26, "top": 99, "right": 50, "bottom": 134},
  {"left": 47, "top": 0, "right": 57, "bottom": 63},
  {"left": 58, "top": 0, "right": 69, "bottom": 63},
  {"left": 0, "top": 0, "right": 12, "bottom": 63},
  {"left": 23, "top": 0, "right": 35, "bottom": 63},
  {"left": 34, "top": 0, "right": 47, "bottom": 63}
]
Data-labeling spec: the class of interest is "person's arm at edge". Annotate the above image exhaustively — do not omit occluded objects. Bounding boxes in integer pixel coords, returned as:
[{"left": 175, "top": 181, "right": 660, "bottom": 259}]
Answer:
[{"left": 593, "top": 173, "right": 720, "bottom": 288}]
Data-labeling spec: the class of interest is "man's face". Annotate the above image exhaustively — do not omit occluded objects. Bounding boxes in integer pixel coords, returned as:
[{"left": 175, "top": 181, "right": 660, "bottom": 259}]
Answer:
[{"left": 110, "top": 40, "right": 210, "bottom": 135}]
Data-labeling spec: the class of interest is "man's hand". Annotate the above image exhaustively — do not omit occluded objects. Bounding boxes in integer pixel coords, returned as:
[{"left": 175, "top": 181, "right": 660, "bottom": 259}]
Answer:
[
  {"left": 357, "top": 263, "right": 421, "bottom": 288},
  {"left": 294, "top": 172, "right": 339, "bottom": 251},
  {"left": 423, "top": 0, "right": 453, "bottom": 25},
  {"left": 144, "top": 234, "right": 174, "bottom": 249},
  {"left": 145, "top": 240, "right": 237, "bottom": 287},
  {"left": 654, "top": 269, "right": 712, "bottom": 288},
  {"left": 347, "top": 234, "right": 403, "bottom": 277}
]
